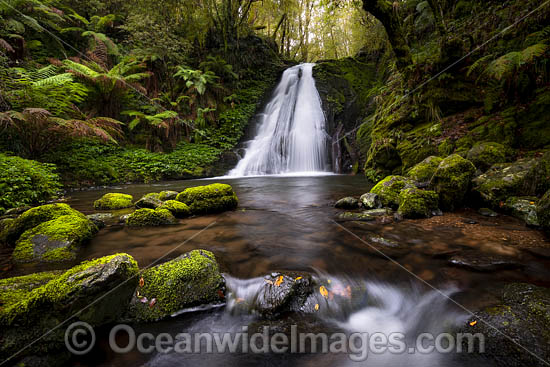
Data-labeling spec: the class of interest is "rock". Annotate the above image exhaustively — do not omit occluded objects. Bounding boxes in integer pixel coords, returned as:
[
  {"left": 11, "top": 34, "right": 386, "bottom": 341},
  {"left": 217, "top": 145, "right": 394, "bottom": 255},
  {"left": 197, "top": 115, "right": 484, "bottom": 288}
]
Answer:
[
  {"left": 504, "top": 197, "right": 539, "bottom": 226},
  {"left": 430, "top": 154, "right": 476, "bottom": 211},
  {"left": 397, "top": 188, "right": 439, "bottom": 218},
  {"left": 159, "top": 200, "right": 191, "bottom": 218},
  {"left": 370, "top": 175, "right": 415, "bottom": 208},
  {"left": 393, "top": 212, "right": 404, "bottom": 222},
  {"left": 86, "top": 213, "right": 114, "bottom": 229},
  {"left": 448, "top": 252, "right": 523, "bottom": 272},
  {"left": 4, "top": 206, "right": 32, "bottom": 216},
  {"left": 335, "top": 197, "right": 360, "bottom": 209},
  {"left": 0, "top": 203, "right": 88, "bottom": 246},
  {"left": 335, "top": 212, "right": 376, "bottom": 222},
  {"left": 119, "top": 214, "right": 132, "bottom": 223},
  {"left": 406, "top": 156, "right": 443, "bottom": 182},
  {"left": 466, "top": 142, "right": 509, "bottom": 171},
  {"left": 537, "top": 190, "right": 550, "bottom": 231},
  {"left": 12, "top": 213, "right": 98, "bottom": 263},
  {"left": 0, "top": 254, "right": 138, "bottom": 361},
  {"left": 369, "top": 236, "right": 400, "bottom": 248},
  {"left": 363, "top": 208, "right": 392, "bottom": 216},
  {"left": 93, "top": 193, "right": 134, "bottom": 210},
  {"left": 478, "top": 208, "right": 498, "bottom": 217},
  {"left": 125, "top": 208, "right": 177, "bottom": 227},
  {"left": 359, "top": 193, "right": 382, "bottom": 209},
  {"left": 134, "top": 193, "right": 162, "bottom": 209},
  {"left": 124, "top": 250, "right": 224, "bottom": 322},
  {"left": 461, "top": 283, "right": 550, "bottom": 366},
  {"left": 158, "top": 190, "right": 179, "bottom": 201},
  {"left": 0, "top": 218, "right": 14, "bottom": 234},
  {"left": 175, "top": 183, "right": 238, "bottom": 215},
  {"left": 524, "top": 247, "right": 550, "bottom": 259}
]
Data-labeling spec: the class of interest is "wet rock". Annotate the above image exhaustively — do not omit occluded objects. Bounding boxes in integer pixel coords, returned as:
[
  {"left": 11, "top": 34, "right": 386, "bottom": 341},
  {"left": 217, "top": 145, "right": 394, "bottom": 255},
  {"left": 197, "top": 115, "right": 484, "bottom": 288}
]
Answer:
[
  {"left": 0, "top": 254, "right": 138, "bottom": 361},
  {"left": 158, "top": 190, "right": 179, "bottom": 201},
  {"left": 460, "top": 283, "right": 550, "bottom": 366},
  {"left": 524, "top": 247, "right": 550, "bottom": 259},
  {"left": 397, "top": 188, "right": 439, "bottom": 218},
  {"left": 537, "top": 189, "right": 550, "bottom": 231},
  {"left": 334, "top": 197, "right": 360, "bottom": 209},
  {"left": 431, "top": 208, "right": 443, "bottom": 216},
  {"left": 370, "top": 175, "right": 415, "bottom": 208},
  {"left": 369, "top": 236, "right": 400, "bottom": 248},
  {"left": 478, "top": 208, "right": 498, "bottom": 217},
  {"left": 466, "top": 142, "right": 509, "bottom": 171},
  {"left": 124, "top": 250, "right": 224, "bottom": 322},
  {"left": 125, "top": 208, "right": 177, "bottom": 227},
  {"left": 406, "top": 156, "right": 443, "bottom": 182},
  {"left": 504, "top": 197, "right": 539, "bottom": 226},
  {"left": 134, "top": 193, "right": 162, "bottom": 209},
  {"left": 93, "top": 193, "right": 134, "bottom": 210},
  {"left": 448, "top": 252, "right": 523, "bottom": 272},
  {"left": 363, "top": 208, "right": 392, "bottom": 216},
  {"left": 430, "top": 154, "right": 476, "bottom": 211},
  {"left": 86, "top": 213, "right": 114, "bottom": 229},
  {"left": 359, "top": 193, "right": 382, "bottom": 209},
  {"left": 119, "top": 214, "right": 132, "bottom": 223},
  {"left": 335, "top": 212, "right": 375, "bottom": 222},
  {"left": 176, "top": 183, "right": 238, "bottom": 215},
  {"left": 159, "top": 200, "right": 191, "bottom": 218},
  {"left": 393, "top": 212, "right": 404, "bottom": 222}
]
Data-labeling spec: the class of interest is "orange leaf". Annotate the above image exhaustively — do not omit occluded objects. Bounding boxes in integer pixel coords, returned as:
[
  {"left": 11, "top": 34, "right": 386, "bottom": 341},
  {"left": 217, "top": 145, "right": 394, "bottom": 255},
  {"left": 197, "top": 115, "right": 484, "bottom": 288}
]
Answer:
[
  {"left": 295, "top": 276, "right": 303, "bottom": 281},
  {"left": 320, "top": 286, "right": 328, "bottom": 298},
  {"left": 139, "top": 277, "right": 144, "bottom": 287},
  {"left": 314, "top": 304, "right": 319, "bottom": 311},
  {"left": 275, "top": 275, "right": 284, "bottom": 287},
  {"left": 469, "top": 320, "right": 477, "bottom": 326}
]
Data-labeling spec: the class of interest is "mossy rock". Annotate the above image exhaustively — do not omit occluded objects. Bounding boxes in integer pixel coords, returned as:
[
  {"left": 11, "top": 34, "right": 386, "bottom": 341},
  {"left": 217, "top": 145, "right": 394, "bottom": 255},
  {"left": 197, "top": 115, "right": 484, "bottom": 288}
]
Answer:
[
  {"left": 335, "top": 197, "right": 360, "bottom": 209},
  {"left": 134, "top": 193, "right": 162, "bottom": 209},
  {"left": 505, "top": 197, "right": 539, "bottom": 227},
  {"left": 430, "top": 154, "right": 476, "bottom": 211},
  {"left": 93, "top": 193, "right": 134, "bottom": 210},
  {"left": 398, "top": 188, "right": 439, "bottom": 219},
  {"left": 124, "top": 249, "right": 224, "bottom": 322},
  {"left": 365, "top": 142, "right": 402, "bottom": 179},
  {"left": 537, "top": 190, "right": 550, "bottom": 231},
  {"left": 13, "top": 214, "right": 98, "bottom": 263},
  {"left": 158, "top": 191, "right": 179, "bottom": 201},
  {"left": 406, "top": 156, "right": 443, "bottom": 182},
  {"left": 159, "top": 200, "right": 191, "bottom": 218},
  {"left": 175, "top": 183, "right": 238, "bottom": 215},
  {"left": 466, "top": 142, "right": 509, "bottom": 172},
  {"left": 0, "top": 203, "right": 85, "bottom": 246},
  {"left": 0, "top": 254, "right": 139, "bottom": 360},
  {"left": 126, "top": 208, "right": 177, "bottom": 227},
  {"left": 370, "top": 175, "right": 415, "bottom": 209}
]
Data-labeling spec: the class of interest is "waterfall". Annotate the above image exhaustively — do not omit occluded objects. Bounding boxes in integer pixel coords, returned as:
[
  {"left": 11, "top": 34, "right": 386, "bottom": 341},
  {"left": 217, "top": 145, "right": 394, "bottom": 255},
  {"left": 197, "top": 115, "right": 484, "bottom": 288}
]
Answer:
[{"left": 228, "top": 63, "right": 330, "bottom": 177}]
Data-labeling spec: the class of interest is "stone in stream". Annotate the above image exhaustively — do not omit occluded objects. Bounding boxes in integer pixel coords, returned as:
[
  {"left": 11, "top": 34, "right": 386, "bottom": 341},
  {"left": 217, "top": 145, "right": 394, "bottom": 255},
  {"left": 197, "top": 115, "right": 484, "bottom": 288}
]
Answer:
[
  {"left": 93, "top": 193, "right": 134, "bottom": 210},
  {"left": 158, "top": 190, "right": 179, "bottom": 201},
  {"left": 0, "top": 254, "right": 139, "bottom": 362},
  {"left": 363, "top": 208, "right": 393, "bottom": 216},
  {"left": 158, "top": 200, "right": 191, "bottom": 218},
  {"left": 359, "top": 193, "right": 382, "bottom": 209},
  {"left": 125, "top": 208, "right": 177, "bottom": 226},
  {"left": 478, "top": 207, "right": 498, "bottom": 217},
  {"left": 335, "top": 212, "right": 376, "bottom": 222},
  {"left": 448, "top": 252, "right": 523, "bottom": 272},
  {"left": 124, "top": 250, "right": 225, "bottom": 322},
  {"left": 397, "top": 188, "right": 439, "bottom": 219},
  {"left": 86, "top": 213, "right": 115, "bottom": 229},
  {"left": 176, "top": 183, "right": 238, "bottom": 215},
  {"left": 370, "top": 175, "right": 415, "bottom": 209},
  {"left": 134, "top": 193, "right": 162, "bottom": 209},
  {"left": 335, "top": 196, "right": 360, "bottom": 209},
  {"left": 504, "top": 197, "right": 539, "bottom": 226},
  {"left": 430, "top": 154, "right": 476, "bottom": 211}
]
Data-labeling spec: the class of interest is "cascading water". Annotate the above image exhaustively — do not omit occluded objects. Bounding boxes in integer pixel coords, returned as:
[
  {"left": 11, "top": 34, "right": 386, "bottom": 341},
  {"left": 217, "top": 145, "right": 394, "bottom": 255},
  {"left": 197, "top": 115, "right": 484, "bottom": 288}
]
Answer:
[{"left": 228, "top": 63, "right": 330, "bottom": 176}]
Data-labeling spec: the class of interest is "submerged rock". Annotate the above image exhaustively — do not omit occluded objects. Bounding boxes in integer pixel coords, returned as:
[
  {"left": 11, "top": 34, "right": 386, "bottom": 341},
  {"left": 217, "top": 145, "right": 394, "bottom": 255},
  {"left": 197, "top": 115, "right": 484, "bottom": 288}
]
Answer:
[
  {"left": 159, "top": 200, "right": 191, "bottom": 218},
  {"left": 397, "top": 188, "right": 439, "bottom": 219},
  {"left": 448, "top": 252, "right": 523, "bottom": 272},
  {"left": 335, "top": 212, "right": 376, "bottom": 222},
  {"left": 335, "top": 197, "right": 360, "bottom": 209},
  {"left": 0, "top": 254, "right": 138, "bottom": 361},
  {"left": 360, "top": 193, "right": 382, "bottom": 209},
  {"left": 93, "top": 193, "right": 134, "bottom": 210},
  {"left": 466, "top": 142, "right": 509, "bottom": 171},
  {"left": 176, "top": 183, "right": 238, "bottom": 214},
  {"left": 158, "top": 190, "right": 179, "bottom": 201},
  {"left": 86, "top": 213, "right": 115, "bottom": 229},
  {"left": 478, "top": 207, "right": 499, "bottom": 217},
  {"left": 370, "top": 175, "right": 415, "bottom": 208},
  {"left": 505, "top": 197, "right": 539, "bottom": 226},
  {"left": 125, "top": 208, "right": 177, "bottom": 227},
  {"left": 124, "top": 249, "right": 225, "bottom": 322},
  {"left": 406, "top": 156, "right": 443, "bottom": 182},
  {"left": 430, "top": 154, "right": 476, "bottom": 211},
  {"left": 134, "top": 193, "right": 162, "bottom": 209}
]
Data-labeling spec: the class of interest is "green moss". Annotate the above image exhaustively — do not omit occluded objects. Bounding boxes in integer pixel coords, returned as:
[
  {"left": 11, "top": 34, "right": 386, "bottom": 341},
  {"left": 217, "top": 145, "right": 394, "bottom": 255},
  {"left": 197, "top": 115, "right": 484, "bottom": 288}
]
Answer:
[
  {"left": 0, "top": 271, "right": 62, "bottom": 311},
  {"left": 398, "top": 188, "right": 439, "bottom": 218},
  {"left": 466, "top": 142, "right": 510, "bottom": 171},
  {"left": 93, "top": 193, "right": 134, "bottom": 210},
  {"left": 125, "top": 249, "right": 224, "bottom": 322},
  {"left": 176, "top": 183, "right": 238, "bottom": 214},
  {"left": 12, "top": 214, "right": 98, "bottom": 263},
  {"left": 537, "top": 190, "right": 550, "bottom": 231},
  {"left": 370, "top": 175, "right": 415, "bottom": 208},
  {"left": 158, "top": 191, "right": 179, "bottom": 201},
  {"left": 406, "top": 156, "right": 443, "bottom": 182},
  {"left": 126, "top": 208, "right": 177, "bottom": 226},
  {"left": 430, "top": 154, "right": 476, "bottom": 210},
  {"left": 159, "top": 200, "right": 191, "bottom": 218}
]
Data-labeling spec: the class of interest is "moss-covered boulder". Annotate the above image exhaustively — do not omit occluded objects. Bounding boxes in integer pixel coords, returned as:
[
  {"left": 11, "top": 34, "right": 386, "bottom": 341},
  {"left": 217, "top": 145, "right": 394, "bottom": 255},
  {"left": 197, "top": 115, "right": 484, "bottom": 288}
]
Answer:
[
  {"left": 335, "top": 197, "right": 360, "bottom": 209},
  {"left": 0, "top": 203, "right": 86, "bottom": 246},
  {"left": 93, "top": 193, "right": 134, "bottom": 210},
  {"left": 176, "top": 183, "right": 238, "bottom": 215},
  {"left": 126, "top": 208, "right": 177, "bottom": 227},
  {"left": 158, "top": 200, "right": 191, "bottom": 218},
  {"left": 430, "top": 154, "right": 476, "bottom": 211},
  {"left": 158, "top": 190, "right": 179, "bottom": 201},
  {"left": 124, "top": 249, "right": 225, "bottom": 322},
  {"left": 537, "top": 190, "right": 550, "bottom": 231},
  {"left": 134, "top": 193, "right": 162, "bottom": 209},
  {"left": 505, "top": 197, "right": 539, "bottom": 227},
  {"left": 13, "top": 214, "right": 98, "bottom": 263},
  {"left": 406, "top": 156, "right": 443, "bottom": 182},
  {"left": 0, "top": 254, "right": 138, "bottom": 361},
  {"left": 370, "top": 175, "right": 415, "bottom": 208},
  {"left": 466, "top": 142, "right": 510, "bottom": 172},
  {"left": 360, "top": 193, "right": 382, "bottom": 209},
  {"left": 397, "top": 188, "right": 439, "bottom": 218}
]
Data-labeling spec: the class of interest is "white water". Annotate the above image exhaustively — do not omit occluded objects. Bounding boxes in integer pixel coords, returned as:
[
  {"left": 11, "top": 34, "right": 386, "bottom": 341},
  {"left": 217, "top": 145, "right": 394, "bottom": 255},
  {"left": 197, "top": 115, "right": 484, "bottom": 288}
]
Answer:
[{"left": 228, "top": 63, "right": 330, "bottom": 177}]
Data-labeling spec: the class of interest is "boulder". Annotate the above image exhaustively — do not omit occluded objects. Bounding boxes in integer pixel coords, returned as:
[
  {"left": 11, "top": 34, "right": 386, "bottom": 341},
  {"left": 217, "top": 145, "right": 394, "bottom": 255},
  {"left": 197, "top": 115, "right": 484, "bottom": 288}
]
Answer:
[
  {"left": 93, "top": 193, "right": 134, "bottom": 210},
  {"left": 505, "top": 197, "right": 539, "bottom": 226},
  {"left": 176, "top": 183, "right": 238, "bottom": 215},
  {"left": 0, "top": 254, "right": 138, "bottom": 361},
  {"left": 397, "top": 188, "right": 439, "bottom": 218},
  {"left": 537, "top": 190, "right": 550, "bottom": 231},
  {"left": 466, "top": 142, "right": 509, "bottom": 171},
  {"left": 370, "top": 175, "right": 415, "bottom": 208},
  {"left": 158, "top": 191, "right": 179, "bottom": 201},
  {"left": 406, "top": 156, "right": 443, "bottom": 182},
  {"left": 86, "top": 213, "right": 115, "bottom": 229},
  {"left": 363, "top": 208, "right": 393, "bottom": 216},
  {"left": 159, "top": 200, "right": 191, "bottom": 218},
  {"left": 430, "top": 154, "right": 476, "bottom": 211},
  {"left": 124, "top": 250, "right": 224, "bottom": 322},
  {"left": 125, "top": 208, "right": 177, "bottom": 227},
  {"left": 13, "top": 214, "right": 98, "bottom": 263},
  {"left": 335, "top": 212, "right": 376, "bottom": 222},
  {"left": 335, "top": 197, "right": 360, "bottom": 209},
  {"left": 134, "top": 193, "right": 162, "bottom": 209},
  {"left": 359, "top": 193, "right": 382, "bottom": 209}
]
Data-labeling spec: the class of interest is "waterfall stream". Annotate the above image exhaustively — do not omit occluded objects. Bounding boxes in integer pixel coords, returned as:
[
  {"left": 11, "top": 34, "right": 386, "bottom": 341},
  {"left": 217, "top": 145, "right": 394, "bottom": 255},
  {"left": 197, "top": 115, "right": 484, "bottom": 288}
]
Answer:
[{"left": 229, "top": 63, "right": 330, "bottom": 176}]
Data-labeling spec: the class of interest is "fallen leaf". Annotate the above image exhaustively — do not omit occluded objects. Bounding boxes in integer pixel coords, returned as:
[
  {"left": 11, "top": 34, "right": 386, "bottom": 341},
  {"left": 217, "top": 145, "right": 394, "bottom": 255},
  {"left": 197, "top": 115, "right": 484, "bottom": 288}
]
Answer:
[
  {"left": 314, "top": 304, "right": 319, "bottom": 311},
  {"left": 275, "top": 275, "right": 284, "bottom": 287},
  {"left": 217, "top": 290, "right": 225, "bottom": 299},
  {"left": 530, "top": 201, "right": 535, "bottom": 205},
  {"left": 295, "top": 276, "right": 303, "bottom": 281},
  {"left": 327, "top": 279, "right": 332, "bottom": 284},
  {"left": 149, "top": 298, "right": 157, "bottom": 308},
  {"left": 139, "top": 277, "right": 144, "bottom": 287},
  {"left": 469, "top": 320, "right": 477, "bottom": 326},
  {"left": 320, "top": 286, "right": 328, "bottom": 298}
]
